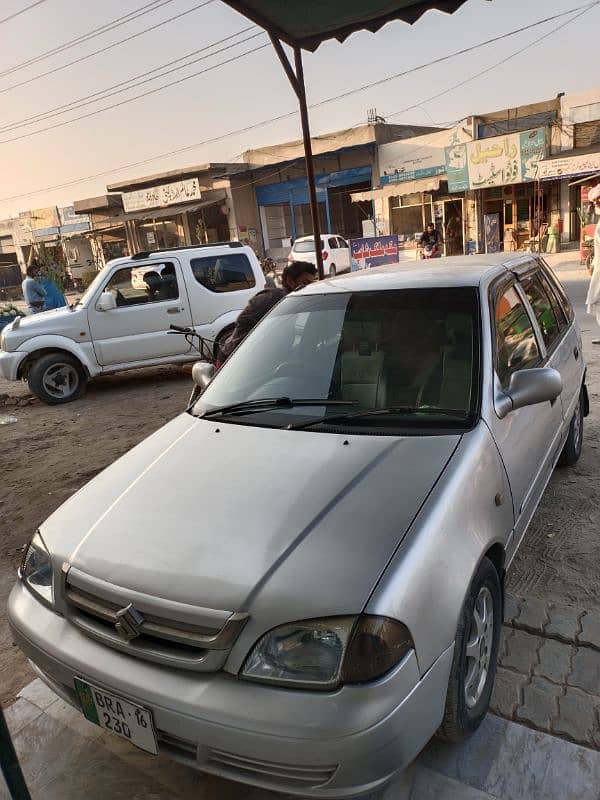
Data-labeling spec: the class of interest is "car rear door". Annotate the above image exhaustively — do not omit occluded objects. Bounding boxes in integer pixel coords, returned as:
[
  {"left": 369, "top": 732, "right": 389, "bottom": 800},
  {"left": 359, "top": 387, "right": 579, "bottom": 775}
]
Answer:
[
  {"left": 337, "top": 237, "right": 351, "bottom": 269},
  {"left": 486, "top": 276, "right": 564, "bottom": 562},
  {"left": 89, "top": 259, "right": 193, "bottom": 366}
]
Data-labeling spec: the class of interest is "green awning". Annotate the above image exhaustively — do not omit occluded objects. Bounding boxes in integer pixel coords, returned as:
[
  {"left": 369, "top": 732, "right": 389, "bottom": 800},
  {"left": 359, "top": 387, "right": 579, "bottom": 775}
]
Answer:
[{"left": 221, "top": 0, "right": 470, "bottom": 51}]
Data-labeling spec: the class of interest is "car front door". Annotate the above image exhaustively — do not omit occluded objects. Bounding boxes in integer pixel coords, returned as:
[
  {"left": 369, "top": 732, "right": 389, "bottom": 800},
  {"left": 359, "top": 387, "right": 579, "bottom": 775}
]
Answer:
[
  {"left": 89, "top": 259, "right": 193, "bottom": 367},
  {"left": 487, "top": 278, "right": 564, "bottom": 562}
]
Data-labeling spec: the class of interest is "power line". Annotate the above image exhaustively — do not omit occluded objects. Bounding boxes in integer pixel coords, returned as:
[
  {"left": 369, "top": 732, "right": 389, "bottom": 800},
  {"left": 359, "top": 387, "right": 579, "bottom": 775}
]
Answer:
[
  {"left": 0, "top": 2, "right": 590, "bottom": 139},
  {"left": 0, "top": 26, "right": 260, "bottom": 134},
  {"left": 0, "top": 1, "right": 597, "bottom": 204},
  {"left": 0, "top": 0, "right": 47, "bottom": 26},
  {"left": 0, "top": 0, "right": 175, "bottom": 79},
  {"left": 0, "top": 41, "right": 271, "bottom": 144},
  {"left": 0, "top": 0, "right": 215, "bottom": 95}
]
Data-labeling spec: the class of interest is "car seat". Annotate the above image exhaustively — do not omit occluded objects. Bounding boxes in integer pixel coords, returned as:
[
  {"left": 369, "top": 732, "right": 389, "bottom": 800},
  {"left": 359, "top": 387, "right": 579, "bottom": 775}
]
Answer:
[
  {"left": 436, "top": 314, "right": 474, "bottom": 411},
  {"left": 339, "top": 321, "right": 387, "bottom": 408}
]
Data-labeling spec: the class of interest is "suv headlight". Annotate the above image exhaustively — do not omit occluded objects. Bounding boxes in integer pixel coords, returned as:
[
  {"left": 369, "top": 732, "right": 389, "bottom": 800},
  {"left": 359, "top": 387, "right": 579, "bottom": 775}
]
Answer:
[
  {"left": 242, "top": 615, "right": 413, "bottom": 690},
  {"left": 20, "top": 532, "right": 54, "bottom": 607}
]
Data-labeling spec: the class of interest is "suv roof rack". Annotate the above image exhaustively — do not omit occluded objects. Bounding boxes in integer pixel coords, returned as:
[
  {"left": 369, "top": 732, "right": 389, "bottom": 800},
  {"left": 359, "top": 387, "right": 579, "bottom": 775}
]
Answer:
[{"left": 131, "top": 242, "right": 244, "bottom": 260}]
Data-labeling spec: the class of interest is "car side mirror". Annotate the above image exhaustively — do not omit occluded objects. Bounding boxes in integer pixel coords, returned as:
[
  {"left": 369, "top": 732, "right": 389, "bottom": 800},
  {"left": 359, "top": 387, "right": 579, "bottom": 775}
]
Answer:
[
  {"left": 495, "top": 367, "right": 562, "bottom": 419},
  {"left": 192, "top": 361, "right": 215, "bottom": 392},
  {"left": 97, "top": 291, "right": 117, "bottom": 312}
]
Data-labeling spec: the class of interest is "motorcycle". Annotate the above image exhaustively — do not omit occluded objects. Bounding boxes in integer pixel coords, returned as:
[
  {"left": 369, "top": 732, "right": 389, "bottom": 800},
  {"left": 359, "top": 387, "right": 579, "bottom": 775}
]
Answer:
[{"left": 420, "top": 242, "right": 441, "bottom": 259}]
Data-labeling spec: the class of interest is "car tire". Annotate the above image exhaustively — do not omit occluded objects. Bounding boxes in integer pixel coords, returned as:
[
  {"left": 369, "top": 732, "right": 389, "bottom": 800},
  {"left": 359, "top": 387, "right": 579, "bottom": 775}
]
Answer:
[
  {"left": 559, "top": 389, "right": 584, "bottom": 467},
  {"left": 214, "top": 325, "right": 234, "bottom": 362},
  {"left": 27, "top": 352, "right": 87, "bottom": 405},
  {"left": 437, "top": 556, "right": 502, "bottom": 743},
  {"left": 329, "top": 264, "right": 337, "bottom": 277}
]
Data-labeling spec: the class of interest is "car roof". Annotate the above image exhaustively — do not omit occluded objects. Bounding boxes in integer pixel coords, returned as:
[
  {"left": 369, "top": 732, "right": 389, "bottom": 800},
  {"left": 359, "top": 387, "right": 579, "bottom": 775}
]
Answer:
[
  {"left": 300, "top": 253, "right": 537, "bottom": 293},
  {"left": 106, "top": 242, "right": 254, "bottom": 268},
  {"left": 295, "top": 234, "right": 340, "bottom": 241}
]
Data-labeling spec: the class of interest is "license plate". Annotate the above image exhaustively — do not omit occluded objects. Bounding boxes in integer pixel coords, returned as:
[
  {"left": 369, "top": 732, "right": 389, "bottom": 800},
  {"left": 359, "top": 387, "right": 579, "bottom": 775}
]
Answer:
[{"left": 74, "top": 678, "right": 158, "bottom": 754}]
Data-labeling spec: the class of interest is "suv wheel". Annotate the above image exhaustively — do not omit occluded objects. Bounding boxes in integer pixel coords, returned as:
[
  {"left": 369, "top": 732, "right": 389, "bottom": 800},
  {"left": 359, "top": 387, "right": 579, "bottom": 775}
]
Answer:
[
  {"left": 214, "top": 325, "right": 234, "bottom": 362},
  {"left": 329, "top": 264, "right": 337, "bottom": 277},
  {"left": 437, "top": 556, "right": 501, "bottom": 742},
  {"left": 28, "top": 353, "right": 87, "bottom": 405},
  {"left": 559, "top": 390, "right": 584, "bottom": 466}
]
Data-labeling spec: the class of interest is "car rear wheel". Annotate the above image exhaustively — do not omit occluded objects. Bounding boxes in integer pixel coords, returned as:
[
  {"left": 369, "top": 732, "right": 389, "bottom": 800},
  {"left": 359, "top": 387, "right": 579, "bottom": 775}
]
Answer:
[
  {"left": 437, "top": 556, "right": 501, "bottom": 742},
  {"left": 559, "top": 390, "right": 584, "bottom": 466},
  {"left": 214, "top": 325, "right": 234, "bottom": 362},
  {"left": 27, "top": 352, "right": 87, "bottom": 405},
  {"left": 329, "top": 264, "right": 337, "bottom": 277}
]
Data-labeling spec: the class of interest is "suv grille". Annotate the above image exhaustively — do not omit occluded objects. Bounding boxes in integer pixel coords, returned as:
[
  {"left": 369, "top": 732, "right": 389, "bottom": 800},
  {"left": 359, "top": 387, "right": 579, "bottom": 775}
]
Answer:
[{"left": 63, "top": 566, "right": 248, "bottom": 672}]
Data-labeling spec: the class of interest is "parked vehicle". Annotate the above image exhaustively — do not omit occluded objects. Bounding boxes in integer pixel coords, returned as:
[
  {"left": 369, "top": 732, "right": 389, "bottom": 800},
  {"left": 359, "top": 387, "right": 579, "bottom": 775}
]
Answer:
[
  {"left": 0, "top": 243, "right": 265, "bottom": 404},
  {"left": 9, "top": 254, "right": 587, "bottom": 798},
  {"left": 288, "top": 233, "right": 350, "bottom": 276}
]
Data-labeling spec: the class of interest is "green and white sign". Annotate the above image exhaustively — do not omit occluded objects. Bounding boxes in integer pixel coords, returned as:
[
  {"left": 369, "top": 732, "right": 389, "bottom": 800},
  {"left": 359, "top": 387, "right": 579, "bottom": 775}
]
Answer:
[{"left": 445, "top": 128, "right": 547, "bottom": 193}]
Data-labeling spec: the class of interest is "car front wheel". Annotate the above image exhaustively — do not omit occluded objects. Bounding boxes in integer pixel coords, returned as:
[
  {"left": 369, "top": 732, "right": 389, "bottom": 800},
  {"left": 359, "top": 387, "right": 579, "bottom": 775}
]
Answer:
[
  {"left": 559, "top": 390, "right": 584, "bottom": 466},
  {"left": 437, "top": 556, "right": 501, "bottom": 742},
  {"left": 27, "top": 352, "right": 87, "bottom": 405}
]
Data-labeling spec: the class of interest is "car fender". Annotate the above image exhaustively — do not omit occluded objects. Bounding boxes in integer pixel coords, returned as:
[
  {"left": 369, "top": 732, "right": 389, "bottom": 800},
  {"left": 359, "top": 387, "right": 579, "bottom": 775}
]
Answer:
[
  {"left": 366, "top": 421, "right": 513, "bottom": 676},
  {"left": 16, "top": 335, "right": 100, "bottom": 377}
]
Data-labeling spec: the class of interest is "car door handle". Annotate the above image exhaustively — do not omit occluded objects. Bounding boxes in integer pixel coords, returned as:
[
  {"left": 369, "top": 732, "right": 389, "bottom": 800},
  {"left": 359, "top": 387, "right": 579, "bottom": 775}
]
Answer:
[
  {"left": 573, "top": 345, "right": 580, "bottom": 360},
  {"left": 167, "top": 307, "right": 183, "bottom": 314}
]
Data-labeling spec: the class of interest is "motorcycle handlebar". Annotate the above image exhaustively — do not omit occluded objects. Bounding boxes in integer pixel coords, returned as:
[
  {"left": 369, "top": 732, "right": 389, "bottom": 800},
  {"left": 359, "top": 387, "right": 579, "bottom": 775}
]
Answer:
[{"left": 168, "top": 324, "right": 192, "bottom": 333}]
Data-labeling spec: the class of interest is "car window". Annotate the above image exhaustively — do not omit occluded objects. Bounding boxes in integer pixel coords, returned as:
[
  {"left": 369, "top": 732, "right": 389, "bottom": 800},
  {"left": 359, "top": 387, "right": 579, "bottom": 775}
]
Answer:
[
  {"left": 190, "top": 253, "right": 256, "bottom": 293},
  {"left": 293, "top": 240, "right": 316, "bottom": 253},
  {"left": 541, "top": 263, "right": 574, "bottom": 323},
  {"left": 328, "top": 237, "right": 338, "bottom": 250},
  {"left": 337, "top": 237, "right": 348, "bottom": 249},
  {"left": 104, "top": 263, "right": 178, "bottom": 306},
  {"left": 520, "top": 273, "right": 561, "bottom": 350},
  {"left": 495, "top": 284, "right": 540, "bottom": 388},
  {"left": 539, "top": 268, "right": 570, "bottom": 328}
]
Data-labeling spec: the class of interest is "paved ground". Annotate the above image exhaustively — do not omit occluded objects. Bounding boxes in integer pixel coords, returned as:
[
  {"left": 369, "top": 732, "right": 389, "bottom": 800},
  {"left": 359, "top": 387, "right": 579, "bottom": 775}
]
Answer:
[{"left": 4, "top": 678, "right": 600, "bottom": 800}]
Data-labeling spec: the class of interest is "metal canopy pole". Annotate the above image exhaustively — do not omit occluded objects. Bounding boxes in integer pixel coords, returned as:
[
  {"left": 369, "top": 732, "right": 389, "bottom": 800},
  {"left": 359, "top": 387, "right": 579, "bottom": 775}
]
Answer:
[
  {"left": 0, "top": 707, "right": 32, "bottom": 800},
  {"left": 269, "top": 35, "right": 324, "bottom": 280}
]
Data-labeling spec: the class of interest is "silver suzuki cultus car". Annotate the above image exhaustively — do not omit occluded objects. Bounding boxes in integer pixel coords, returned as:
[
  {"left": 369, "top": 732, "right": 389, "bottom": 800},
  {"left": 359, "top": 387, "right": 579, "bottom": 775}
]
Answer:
[{"left": 10, "top": 254, "right": 587, "bottom": 798}]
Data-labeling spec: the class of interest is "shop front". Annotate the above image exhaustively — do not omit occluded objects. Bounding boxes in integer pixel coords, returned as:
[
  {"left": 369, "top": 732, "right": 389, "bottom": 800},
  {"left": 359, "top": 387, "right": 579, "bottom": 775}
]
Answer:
[{"left": 255, "top": 165, "right": 372, "bottom": 252}]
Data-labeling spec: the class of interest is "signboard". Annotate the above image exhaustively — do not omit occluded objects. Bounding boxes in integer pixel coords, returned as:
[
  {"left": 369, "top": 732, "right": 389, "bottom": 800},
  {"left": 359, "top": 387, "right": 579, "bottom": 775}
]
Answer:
[
  {"left": 445, "top": 128, "right": 547, "bottom": 192},
  {"left": 30, "top": 206, "right": 60, "bottom": 231},
  {"left": 59, "top": 205, "right": 90, "bottom": 228},
  {"left": 484, "top": 213, "right": 501, "bottom": 254},
  {"left": 123, "top": 177, "right": 201, "bottom": 213},
  {"left": 537, "top": 151, "right": 600, "bottom": 180},
  {"left": 350, "top": 235, "right": 399, "bottom": 271},
  {"left": 380, "top": 127, "right": 472, "bottom": 185}
]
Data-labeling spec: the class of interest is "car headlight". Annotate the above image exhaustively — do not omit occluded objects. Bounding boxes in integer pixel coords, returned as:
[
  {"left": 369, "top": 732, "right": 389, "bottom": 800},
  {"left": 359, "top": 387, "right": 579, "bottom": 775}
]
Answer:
[
  {"left": 20, "top": 532, "right": 54, "bottom": 607},
  {"left": 242, "top": 615, "right": 413, "bottom": 690}
]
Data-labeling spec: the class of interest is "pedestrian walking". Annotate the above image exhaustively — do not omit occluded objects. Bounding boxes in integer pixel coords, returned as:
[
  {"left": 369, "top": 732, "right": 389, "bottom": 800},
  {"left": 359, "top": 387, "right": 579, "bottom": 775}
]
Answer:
[
  {"left": 21, "top": 262, "right": 46, "bottom": 314},
  {"left": 584, "top": 185, "right": 600, "bottom": 343}
]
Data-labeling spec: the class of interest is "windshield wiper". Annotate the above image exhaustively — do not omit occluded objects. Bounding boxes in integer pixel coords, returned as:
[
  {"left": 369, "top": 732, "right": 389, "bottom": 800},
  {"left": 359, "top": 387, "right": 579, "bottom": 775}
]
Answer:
[
  {"left": 288, "top": 405, "right": 471, "bottom": 430},
  {"left": 198, "top": 397, "right": 357, "bottom": 419}
]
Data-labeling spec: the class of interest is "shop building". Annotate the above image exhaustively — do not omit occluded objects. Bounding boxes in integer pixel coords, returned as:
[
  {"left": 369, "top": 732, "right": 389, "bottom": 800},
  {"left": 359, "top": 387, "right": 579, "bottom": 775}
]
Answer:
[{"left": 233, "top": 122, "right": 441, "bottom": 262}]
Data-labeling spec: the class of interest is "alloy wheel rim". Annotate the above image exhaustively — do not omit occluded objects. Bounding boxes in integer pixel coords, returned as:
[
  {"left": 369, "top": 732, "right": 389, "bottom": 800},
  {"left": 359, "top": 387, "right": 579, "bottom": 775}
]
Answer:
[
  {"left": 464, "top": 586, "right": 494, "bottom": 709},
  {"left": 42, "top": 363, "right": 79, "bottom": 399}
]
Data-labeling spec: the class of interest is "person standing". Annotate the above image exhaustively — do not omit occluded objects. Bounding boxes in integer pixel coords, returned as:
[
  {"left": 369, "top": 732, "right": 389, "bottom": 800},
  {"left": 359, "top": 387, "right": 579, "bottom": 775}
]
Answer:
[
  {"left": 584, "top": 185, "right": 600, "bottom": 344},
  {"left": 38, "top": 266, "right": 67, "bottom": 309},
  {"left": 21, "top": 262, "right": 46, "bottom": 314}
]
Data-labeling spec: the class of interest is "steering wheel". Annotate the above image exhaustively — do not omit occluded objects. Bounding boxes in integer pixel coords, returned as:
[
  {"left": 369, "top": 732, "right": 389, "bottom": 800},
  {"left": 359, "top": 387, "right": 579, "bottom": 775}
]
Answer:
[{"left": 273, "top": 360, "right": 324, "bottom": 381}]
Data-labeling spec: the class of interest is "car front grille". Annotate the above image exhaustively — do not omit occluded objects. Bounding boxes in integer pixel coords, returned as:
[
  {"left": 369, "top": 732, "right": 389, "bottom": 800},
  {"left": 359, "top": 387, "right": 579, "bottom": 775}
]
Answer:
[
  {"left": 62, "top": 566, "right": 248, "bottom": 672},
  {"left": 205, "top": 748, "right": 338, "bottom": 789}
]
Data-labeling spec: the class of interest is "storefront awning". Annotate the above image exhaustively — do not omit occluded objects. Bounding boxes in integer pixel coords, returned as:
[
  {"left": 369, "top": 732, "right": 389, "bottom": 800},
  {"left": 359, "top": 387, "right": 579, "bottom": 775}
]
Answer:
[{"left": 350, "top": 176, "right": 441, "bottom": 202}]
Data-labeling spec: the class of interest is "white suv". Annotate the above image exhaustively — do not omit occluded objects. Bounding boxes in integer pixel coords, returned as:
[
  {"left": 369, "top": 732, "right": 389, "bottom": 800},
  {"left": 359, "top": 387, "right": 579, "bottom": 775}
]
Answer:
[
  {"left": 0, "top": 243, "right": 265, "bottom": 404},
  {"left": 288, "top": 234, "right": 350, "bottom": 276}
]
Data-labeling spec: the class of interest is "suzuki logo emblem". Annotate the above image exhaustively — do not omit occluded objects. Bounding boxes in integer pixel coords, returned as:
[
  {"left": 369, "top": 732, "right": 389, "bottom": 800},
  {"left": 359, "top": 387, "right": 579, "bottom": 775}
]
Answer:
[{"left": 115, "top": 603, "right": 145, "bottom": 641}]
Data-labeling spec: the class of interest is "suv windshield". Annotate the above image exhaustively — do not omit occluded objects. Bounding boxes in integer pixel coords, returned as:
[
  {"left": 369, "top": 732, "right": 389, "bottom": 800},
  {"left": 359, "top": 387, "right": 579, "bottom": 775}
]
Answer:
[{"left": 193, "top": 288, "right": 480, "bottom": 432}]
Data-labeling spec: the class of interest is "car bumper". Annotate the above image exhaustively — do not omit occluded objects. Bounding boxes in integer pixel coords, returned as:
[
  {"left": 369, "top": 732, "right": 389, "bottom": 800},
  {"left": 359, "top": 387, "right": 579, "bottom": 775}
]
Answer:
[
  {"left": 8, "top": 584, "right": 453, "bottom": 798},
  {"left": 0, "top": 350, "right": 25, "bottom": 381}
]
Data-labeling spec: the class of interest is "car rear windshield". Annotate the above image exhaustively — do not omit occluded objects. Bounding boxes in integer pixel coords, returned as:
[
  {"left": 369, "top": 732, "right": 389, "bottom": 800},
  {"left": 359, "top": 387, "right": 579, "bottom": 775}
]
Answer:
[
  {"left": 293, "top": 240, "right": 317, "bottom": 252},
  {"left": 194, "top": 287, "right": 480, "bottom": 433}
]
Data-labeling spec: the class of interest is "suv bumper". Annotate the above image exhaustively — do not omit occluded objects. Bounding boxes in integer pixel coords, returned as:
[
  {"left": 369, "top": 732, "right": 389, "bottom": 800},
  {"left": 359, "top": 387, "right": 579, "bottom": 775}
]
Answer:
[
  {"left": 0, "top": 350, "right": 25, "bottom": 381},
  {"left": 9, "top": 583, "right": 453, "bottom": 798}
]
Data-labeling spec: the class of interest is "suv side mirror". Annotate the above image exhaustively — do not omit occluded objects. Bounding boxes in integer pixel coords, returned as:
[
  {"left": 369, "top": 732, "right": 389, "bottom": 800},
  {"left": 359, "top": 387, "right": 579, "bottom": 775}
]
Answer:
[
  {"left": 496, "top": 367, "right": 562, "bottom": 419},
  {"left": 97, "top": 291, "right": 117, "bottom": 312},
  {"left": 192, "top": 361, "right": 215, "bottom": 392}
]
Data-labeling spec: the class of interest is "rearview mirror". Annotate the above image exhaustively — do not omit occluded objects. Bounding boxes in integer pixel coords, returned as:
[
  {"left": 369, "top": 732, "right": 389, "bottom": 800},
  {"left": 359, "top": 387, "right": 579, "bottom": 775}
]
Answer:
[
  {"left": 97, "top": 291, "right": 117, "bottom": 312},
  {"left": 495, "top": 367, "right": 562, "bottom": 419},
  {"left": 192, "top": 361, "right": 215, "bottom": 392}
]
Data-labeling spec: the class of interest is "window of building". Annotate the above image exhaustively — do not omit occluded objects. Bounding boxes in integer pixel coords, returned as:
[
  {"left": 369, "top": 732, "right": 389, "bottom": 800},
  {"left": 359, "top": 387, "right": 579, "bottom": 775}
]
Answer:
[
  {"left": 495, "top": 284, "right": 540, "bottom": 387},
  {"left": 105, "top": 263, "right": 178, "bottom": 306},
  {"left": 191, "top": 253, "right": 256, "bottom": 293},
  {"left": 521, "top": 273, "right": 561, "bottom": 350}
]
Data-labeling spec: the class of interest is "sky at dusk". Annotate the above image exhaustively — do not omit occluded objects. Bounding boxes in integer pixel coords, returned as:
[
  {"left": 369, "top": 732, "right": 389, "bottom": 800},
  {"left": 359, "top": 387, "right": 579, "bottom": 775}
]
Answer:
[{"left": 0, "top": 0, "right": 598, "bottom": 216}]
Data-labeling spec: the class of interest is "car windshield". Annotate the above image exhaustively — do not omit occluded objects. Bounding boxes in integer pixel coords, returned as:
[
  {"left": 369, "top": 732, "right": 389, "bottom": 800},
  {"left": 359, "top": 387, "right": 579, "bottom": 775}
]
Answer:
[
  {"left": 77, "top": 269, "right": 108, "bottom": 306},
  {"left": 293, "top": 240, "right": 317, "bottom": 252},
  {"left": 192, "top": 288, "right": 480, "bottom": 432}
]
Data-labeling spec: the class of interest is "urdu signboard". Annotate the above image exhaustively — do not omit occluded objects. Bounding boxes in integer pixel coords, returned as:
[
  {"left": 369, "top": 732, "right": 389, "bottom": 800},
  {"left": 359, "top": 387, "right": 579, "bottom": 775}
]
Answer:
[
  {"left": 122, "top": 177, "right": 202, "bottom": 213},
  {"left": 537, "top": 151, "right": 600, "bottom": 180},
  {"left": 445, "top": 128, "right": 547, "bottom": 192}
]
